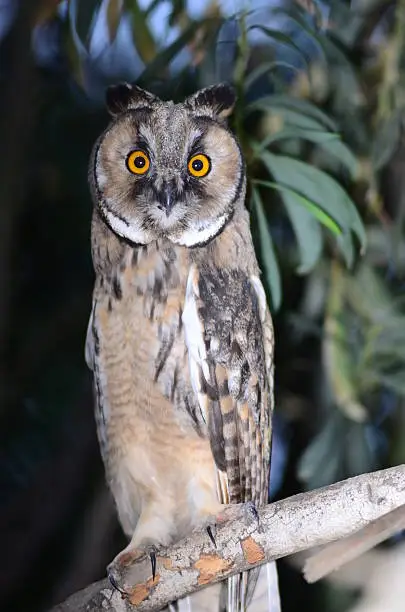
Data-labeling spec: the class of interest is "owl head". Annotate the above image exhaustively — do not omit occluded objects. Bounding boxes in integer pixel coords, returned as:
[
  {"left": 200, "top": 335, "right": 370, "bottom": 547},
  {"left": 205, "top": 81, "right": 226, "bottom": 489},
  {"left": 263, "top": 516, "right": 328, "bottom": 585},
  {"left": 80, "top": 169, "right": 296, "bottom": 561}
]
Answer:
[{"left": 90, "top": 83, "right": 245, "bottom": 248}]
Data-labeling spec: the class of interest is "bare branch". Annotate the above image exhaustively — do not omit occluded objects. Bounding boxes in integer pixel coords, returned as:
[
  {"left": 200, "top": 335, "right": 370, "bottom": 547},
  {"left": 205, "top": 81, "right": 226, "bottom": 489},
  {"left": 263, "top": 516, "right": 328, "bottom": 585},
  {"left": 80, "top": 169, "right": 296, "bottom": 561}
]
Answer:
[
  {"left": 51, "top": 465, "right": 405, "bottom": 612},
  {"left": 304, "top": 501, "right": 405, "bottom": 583}
]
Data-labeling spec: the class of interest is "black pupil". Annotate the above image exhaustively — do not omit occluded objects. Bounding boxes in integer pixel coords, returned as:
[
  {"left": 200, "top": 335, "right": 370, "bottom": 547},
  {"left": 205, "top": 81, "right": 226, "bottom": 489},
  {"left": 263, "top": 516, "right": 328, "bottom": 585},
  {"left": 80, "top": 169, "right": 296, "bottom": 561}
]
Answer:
[
  {"left": 135, "top": 155, "right": 146, "bottom": 168},
  {"left": 192, "top": 158, "right": 204, "bottom": 172}
]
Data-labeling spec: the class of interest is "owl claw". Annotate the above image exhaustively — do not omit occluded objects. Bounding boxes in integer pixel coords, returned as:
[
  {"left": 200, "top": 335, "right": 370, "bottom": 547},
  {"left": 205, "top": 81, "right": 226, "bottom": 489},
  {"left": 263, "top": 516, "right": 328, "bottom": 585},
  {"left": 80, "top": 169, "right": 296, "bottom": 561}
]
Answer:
[
  {"left": 244, "top": 501, "right": 260, "bottom": 527},
  {"left": 108, "top": 571, "right": 127, "bottom": 596},
  {"left": 150, "top": 548, "right": 157, "bottom": 581},
  {"left": 206, "top": 524, "right": 217, "bottom": 548}
]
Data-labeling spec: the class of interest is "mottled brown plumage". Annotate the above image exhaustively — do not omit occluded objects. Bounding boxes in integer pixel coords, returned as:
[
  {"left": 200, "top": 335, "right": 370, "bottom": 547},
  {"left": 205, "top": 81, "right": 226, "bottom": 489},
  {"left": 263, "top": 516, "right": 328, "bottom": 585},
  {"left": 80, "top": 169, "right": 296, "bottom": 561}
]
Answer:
[{"left": 86, "top": 83, "right": 279, "bottom": 611}]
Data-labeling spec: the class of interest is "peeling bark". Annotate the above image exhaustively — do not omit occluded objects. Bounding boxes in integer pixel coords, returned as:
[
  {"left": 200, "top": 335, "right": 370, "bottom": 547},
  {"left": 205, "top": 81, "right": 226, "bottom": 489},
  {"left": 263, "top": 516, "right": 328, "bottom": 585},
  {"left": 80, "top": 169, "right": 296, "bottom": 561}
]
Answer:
[{"left": 51, "top": 465, "right": 405, "bottom": 612}]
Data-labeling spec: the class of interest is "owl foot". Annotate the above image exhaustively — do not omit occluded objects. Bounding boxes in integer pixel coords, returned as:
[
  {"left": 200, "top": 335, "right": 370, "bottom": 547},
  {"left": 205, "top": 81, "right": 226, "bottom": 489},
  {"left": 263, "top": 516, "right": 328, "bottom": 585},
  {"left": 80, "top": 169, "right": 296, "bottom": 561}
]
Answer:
[
  {"left": 107, "top": 544, "right": 159, "bottom": 594},
  {"left": 202, "top": 503, "right": 259, "bottom": 551}
]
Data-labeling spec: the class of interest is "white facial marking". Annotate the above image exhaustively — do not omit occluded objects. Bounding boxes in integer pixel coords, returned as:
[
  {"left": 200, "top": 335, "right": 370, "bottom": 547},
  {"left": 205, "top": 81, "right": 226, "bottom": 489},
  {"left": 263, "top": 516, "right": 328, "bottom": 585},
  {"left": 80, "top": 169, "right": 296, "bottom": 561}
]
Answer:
[
  {"left": 172, "top": 212, "right": 228, "bottom": 247},
  {"left": 103, "top": 206, "right": 150, "bottom": 244}
]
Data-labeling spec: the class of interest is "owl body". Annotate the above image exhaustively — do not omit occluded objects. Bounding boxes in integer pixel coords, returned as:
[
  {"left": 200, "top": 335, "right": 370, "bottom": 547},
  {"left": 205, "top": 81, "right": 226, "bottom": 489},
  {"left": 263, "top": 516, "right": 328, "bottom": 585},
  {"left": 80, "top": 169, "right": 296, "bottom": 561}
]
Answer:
[{"left": 86, "top": 83, "right": 278, "bottom": 610}]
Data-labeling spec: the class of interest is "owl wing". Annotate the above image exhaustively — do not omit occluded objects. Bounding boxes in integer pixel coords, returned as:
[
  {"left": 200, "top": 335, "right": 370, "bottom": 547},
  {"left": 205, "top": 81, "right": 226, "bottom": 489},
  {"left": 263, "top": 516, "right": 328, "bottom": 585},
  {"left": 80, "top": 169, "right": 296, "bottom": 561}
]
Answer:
[
  {"left": 182, "top": 264, "right": 274, "bottom": 508},
  {"left": 84, "top": 295, "right": 110, "bottom": 467}
]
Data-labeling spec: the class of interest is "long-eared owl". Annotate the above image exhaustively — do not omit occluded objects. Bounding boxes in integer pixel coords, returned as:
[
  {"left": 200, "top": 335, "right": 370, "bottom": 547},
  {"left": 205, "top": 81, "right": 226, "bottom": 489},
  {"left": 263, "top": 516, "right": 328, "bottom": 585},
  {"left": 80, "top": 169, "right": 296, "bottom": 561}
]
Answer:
[{"left": 86, "top": 82, "right": 280, "bottom": 611}]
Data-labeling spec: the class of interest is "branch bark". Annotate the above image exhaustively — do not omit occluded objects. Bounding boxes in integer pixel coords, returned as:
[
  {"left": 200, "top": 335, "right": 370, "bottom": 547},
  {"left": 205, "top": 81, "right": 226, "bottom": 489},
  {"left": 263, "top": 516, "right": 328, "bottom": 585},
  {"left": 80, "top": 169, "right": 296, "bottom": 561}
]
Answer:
[{"left": 51, "top": 465, "right": 405, "bottom": 612}]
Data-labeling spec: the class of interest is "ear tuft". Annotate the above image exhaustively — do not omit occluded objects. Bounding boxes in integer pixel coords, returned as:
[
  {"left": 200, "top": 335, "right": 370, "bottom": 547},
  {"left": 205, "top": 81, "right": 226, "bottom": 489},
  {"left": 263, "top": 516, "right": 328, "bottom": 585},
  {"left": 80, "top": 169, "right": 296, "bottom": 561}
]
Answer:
[
  {"left": 185, "top": 83, "right": 236, "bottom": 121},
  {"left": 106, "top": 83, "right": 160, "bottom": 116}
]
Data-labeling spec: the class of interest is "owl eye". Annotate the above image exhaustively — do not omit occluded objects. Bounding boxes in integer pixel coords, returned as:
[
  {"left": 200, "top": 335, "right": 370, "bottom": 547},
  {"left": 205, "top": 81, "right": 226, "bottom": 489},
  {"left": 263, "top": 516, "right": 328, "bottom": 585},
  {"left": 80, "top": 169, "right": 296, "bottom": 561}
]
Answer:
[
  {"left": 188, "top": 153, "right": 211, "bottom": 178},
  {"left": 126, "top": 150, "right": 150, "bottom": 175}
]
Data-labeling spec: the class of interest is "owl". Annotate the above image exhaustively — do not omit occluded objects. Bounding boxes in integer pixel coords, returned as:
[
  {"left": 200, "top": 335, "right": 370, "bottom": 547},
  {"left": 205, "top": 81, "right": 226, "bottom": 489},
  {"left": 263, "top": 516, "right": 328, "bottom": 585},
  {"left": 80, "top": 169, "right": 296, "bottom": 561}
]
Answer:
[{"left": 86, "top": 82, "right": 280, "bottom": 611}]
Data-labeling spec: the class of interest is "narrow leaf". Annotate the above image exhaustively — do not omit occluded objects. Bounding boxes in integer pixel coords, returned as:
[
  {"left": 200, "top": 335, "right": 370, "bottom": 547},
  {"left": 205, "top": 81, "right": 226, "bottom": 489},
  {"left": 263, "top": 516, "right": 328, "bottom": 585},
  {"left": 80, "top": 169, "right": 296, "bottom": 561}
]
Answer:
[
  {"left": 261, "top": 151, "right": 366, "bottom": 259},
  {"left": 275, "top": 7, "right": 363, "bottom": 102},
  {"left": 247, "top": 94, "right": 337, "bottom": 130},
  {"left": 248, "top": 25, "right": 309, "bottom": 65},
  {"left": 372, "top": 111, "right": 402, "bottom": 171},
  {"left": 244, "top": 61, "right": 300, "bottom": 91},
  {"left": 251, "top": 188, "right": 282, "bottom": 310},
  {"left": 282, "top": 196, "right": 323, "bottom": 274},
  {"left": 72, "top": 0, "right": 101, "bottom": 49},
  {"left": 255, "top": 123, "right": 357, "bottom": 178},
  {"left": 366, "top": 371, "right": 405, "bottom": 396},
  {"left": 324, "top": 262, "right": 368, "bottom": 422},
  {"left": 297, "top": 412, "right": 347, "bottom": 488},
  {"left": 106, "top": 0, "right": 123, "bottom": 44},
  {"left": 125, "top": 0, "right": 157, "bottom": 64},
  {"left": 138, "top": 20, "right": 203, "bottom": 83},
  {"left": 253, "top": 179, "right": 341, "bottom": 236},
  {"left": 337, "top": 232, "right": 355, "bottom": 268}
]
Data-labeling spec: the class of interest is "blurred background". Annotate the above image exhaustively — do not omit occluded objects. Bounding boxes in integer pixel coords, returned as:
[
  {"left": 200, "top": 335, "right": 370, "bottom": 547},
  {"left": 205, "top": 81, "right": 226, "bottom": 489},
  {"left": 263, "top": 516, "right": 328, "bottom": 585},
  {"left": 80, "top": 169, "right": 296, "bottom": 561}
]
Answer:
[{"left": 1, "top": 0, "right": 405, "bottom": 610}]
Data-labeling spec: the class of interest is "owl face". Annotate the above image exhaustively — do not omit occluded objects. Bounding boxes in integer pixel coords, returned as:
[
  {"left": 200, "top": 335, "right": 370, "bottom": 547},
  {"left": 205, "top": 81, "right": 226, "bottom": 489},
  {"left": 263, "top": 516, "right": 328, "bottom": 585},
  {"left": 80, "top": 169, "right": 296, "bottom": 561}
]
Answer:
[{"left": 90, "top": 83, "right": 245, "bottom": 248}]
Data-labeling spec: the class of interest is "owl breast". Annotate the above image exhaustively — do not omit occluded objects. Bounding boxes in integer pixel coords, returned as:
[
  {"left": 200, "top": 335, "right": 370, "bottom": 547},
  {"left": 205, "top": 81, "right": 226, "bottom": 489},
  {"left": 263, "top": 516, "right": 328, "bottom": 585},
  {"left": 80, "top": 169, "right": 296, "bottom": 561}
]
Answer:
[{"left": 90, "top": 239, "right": 218, "bottom": 539}]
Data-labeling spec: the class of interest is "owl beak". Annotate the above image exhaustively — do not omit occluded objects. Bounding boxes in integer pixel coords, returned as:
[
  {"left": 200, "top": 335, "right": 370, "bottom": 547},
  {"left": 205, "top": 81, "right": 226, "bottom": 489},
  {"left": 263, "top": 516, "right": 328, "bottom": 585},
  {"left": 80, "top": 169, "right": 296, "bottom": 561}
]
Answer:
[
  {"left": 164, "top": 191, "right": 175, "bottom": 217},
  {"left": 156, "top": 183, "right": 176, "bottom": 217}
]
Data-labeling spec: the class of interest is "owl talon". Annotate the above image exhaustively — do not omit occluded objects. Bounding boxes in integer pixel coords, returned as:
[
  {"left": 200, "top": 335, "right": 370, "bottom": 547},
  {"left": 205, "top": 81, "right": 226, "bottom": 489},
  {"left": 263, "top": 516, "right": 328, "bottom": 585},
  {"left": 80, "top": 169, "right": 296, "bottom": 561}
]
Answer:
[
  {"left": 206, "top": 524, "right": 217, "bottom": 548},
  {"left": 245, "top": 501, "right": 260, "bottom": 526},
  {"left": 108, "top": 570, "right": 128, "bottom": 596},
  {"left": 150, "top": 548, "right": 157, "bottom": 581}
]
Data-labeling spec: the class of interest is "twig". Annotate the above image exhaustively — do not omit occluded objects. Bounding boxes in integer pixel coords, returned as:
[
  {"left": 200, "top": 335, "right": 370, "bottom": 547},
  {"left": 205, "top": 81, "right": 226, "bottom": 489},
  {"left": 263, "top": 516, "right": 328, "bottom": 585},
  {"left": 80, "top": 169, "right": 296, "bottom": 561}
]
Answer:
[{"left": 51, "top": 465, "right": 405, "bottom": 611}]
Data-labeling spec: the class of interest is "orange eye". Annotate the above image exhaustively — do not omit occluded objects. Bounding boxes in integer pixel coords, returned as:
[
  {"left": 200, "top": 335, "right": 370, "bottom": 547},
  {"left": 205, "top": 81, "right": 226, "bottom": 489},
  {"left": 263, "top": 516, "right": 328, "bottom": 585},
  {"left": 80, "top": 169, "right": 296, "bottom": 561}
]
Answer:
[
  {"left": 126, "top": 150, "right": 150, "bottom": 175},
  {"left": 188, "top": 153, "right": 210, "bottom": 178}
]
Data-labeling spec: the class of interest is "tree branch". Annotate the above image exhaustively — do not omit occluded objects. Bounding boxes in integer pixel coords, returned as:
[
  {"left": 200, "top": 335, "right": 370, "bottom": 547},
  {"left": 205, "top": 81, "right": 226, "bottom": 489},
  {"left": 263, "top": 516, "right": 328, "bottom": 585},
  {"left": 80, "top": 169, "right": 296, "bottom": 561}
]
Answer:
[{"left": 51, "top": 465, "right": 405, "bottom": 612}]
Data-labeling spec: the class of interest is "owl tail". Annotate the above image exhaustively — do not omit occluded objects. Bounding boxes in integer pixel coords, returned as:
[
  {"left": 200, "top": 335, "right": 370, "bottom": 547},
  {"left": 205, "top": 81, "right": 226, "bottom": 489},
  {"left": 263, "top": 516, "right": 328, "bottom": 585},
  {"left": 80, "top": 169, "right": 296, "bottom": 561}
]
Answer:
[
  {"left": 169, "top": 561, "right": 281, "bottom": 612},
  {"left": 244, "top": 562, "right": 281, "bottom": 611}
]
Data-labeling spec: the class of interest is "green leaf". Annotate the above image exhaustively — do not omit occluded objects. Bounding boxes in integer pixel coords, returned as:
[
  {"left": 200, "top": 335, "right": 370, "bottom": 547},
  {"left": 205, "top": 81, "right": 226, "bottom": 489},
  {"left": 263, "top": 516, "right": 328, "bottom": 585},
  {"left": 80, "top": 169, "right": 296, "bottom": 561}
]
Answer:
[
  {"left": 365, "top": 371, "right": 405, "bottom": 396},
  {"left": 253, "top": 179, "right": 325, "bottom": 273},
  {"left": 297, "top": 411, "right": 346, "bottom": 489},
  {"left": 144, "top": 0, "right": 164, "bottom": 17},
  {"left": 106, "top": 0, "right": 124, "bottom": 44},
  {"left": 244, "top": 60, "right": 300, "bottom": 91},
  {"left": 275, "top": 6, "right": 360, "bottom": 85},
  {"left": 251, "top": 187, "right": 282, "bottom": 310},
  {"left": 282, "top": 195, "right": 323, "bottom": 274},
  {"left": 372, "top": 111, "right": 403, "bottom": 171},
  {"left": 299, "top": 411, "right": 376, "bottom": 489},
  {"left": 260, "top": 151, "right": 366, "bottom": 259},
  {"left": 71, "top": 0, "right": 101, "bottom": 49},
  {"left": 168, "top": 0, "right": 186, "bottom": 26},
  {"left": 247, "top": 94, "right": 338, "bottom": 131},
  {"left": 324, "top": 261, "right": 368, "bottom": 421},
  {"left": 345, "top": 421, "right": 377, "bottom": 476},
  {"left": 125, "top": 0, "right": 157, "bottom": 64},
  {"left": 255, "top": 121, "right": 357, "bottom": 179},
  {"left": 371, "top": 324, "right": 405, "bottom": 360},
  {"left": 336, "top": 231, "right": 355, "bottom": 268},
  {"left": 247, "top": 25, "right": 309, "bottom": 65},
  {"left": 138, "top": 20, "right": 204, "bottom": 83},
  {"left": 346, "top": 262, "right": 394, "bottom": 319},
  {"left": 65, "top": 17, "right": 85, "bottom": 86},
  {"left": 254, "top": 179, "right": 341, "bottom": 235}
]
